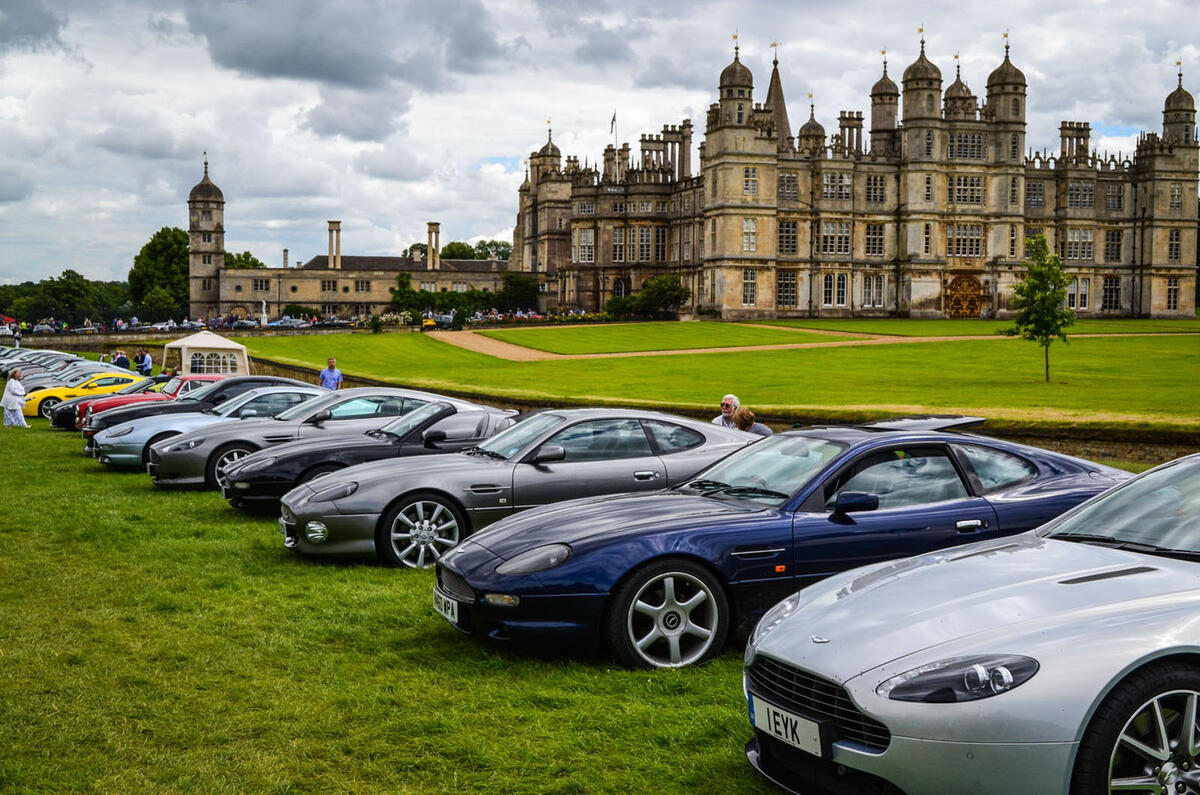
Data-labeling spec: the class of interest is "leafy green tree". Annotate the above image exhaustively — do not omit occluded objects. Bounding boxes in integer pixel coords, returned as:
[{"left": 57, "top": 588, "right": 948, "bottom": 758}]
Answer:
[
  {"left": 39, "top": 269, "right": 97, "bottom": 325},
  {"left": 473, "top": 239, "right": 512, "bottom": 261},
  {"left": 404, "top": 243, "right": 428, "bottom": 259},
  {"left": 138, "top": 284, "right": 180, "bottom": 323},
  {"left": 283, "top": 304, "right": 319, "bottom": 318},
  {"left": 634, "top": 274, "right": 691, "bottom": 319},
  {"left": 605, "top": 295, "right": 637, "bottom": 318},
  {"left": 1003, "top": 234, "right": 1075, "bottom": 382},
  {"left": 128, "top": 227, "right": 189, "bottom": 314},
  {"left": 440, "top": 241, "right": 476, "bottom": 260},
  {"left": 368, "top": 314, "right": 384, "bottom": 334},
  {"left": 495, "top": 272, "right": 539, "bottom": 311},
  {"left": 224, "top": 251, "right": 267, "bottom": 269}
]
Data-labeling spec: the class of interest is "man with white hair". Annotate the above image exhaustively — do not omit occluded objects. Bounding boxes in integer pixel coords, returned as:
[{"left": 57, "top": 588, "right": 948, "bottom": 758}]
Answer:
[{"left": 712, "top": 393, "right": 739, "bottom": 428}]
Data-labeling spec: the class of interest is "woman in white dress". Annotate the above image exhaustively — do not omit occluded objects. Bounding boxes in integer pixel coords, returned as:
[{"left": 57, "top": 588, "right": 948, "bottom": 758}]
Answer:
[{"left": 2, "top": 369, "right": 29, "bottom": 428}]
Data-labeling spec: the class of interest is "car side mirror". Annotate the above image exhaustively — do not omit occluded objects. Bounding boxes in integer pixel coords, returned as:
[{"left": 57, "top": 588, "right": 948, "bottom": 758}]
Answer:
[
  {"left": 532, "top": 444, "right": 566, "bottom": 464},
  {"left": 83, "top": 384, "right": 96, "bottom": 389},
  {"left": 309, "top": 409, "right": 332, "bottom": 426},
  {"left": 212, "top": 393, "right": 229, "bottom": 404},
  {"left": 833, "top": 491, "right": 879, "bottom": 516},
  {"left": 239, "top": 409, "right": 258, "bottom": 418},
  {"left": 422, "top": 429, "right": 447, "bottom": 447}
]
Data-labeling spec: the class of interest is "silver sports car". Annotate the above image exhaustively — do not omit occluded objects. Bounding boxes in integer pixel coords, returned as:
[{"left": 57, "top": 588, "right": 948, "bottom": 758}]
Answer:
[
  {"left": 279, "top": 408, "right": 756, "bottom": 567},
  {"left": 91, "top": 386, "right": 324, "bottom": 467},
  {"left": 743, "top": 453, "right": 1200, "bottom": 795},
  {"left": 148, "top": 387, "right": 481, "bottom": 490}
]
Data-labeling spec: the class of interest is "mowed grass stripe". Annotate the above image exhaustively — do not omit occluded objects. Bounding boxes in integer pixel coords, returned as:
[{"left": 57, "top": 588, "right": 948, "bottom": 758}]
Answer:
[
  {"left": 476, "top": 320, "right": 856, "bottom": 354},
  {"left": 756, "top": 317, "right": 1200, "bottom": 336},
  {"left": 0, "top": 426, "right": 764, "bottom": 793},
  {"left": 240, "top": 332, "right": 1200, "bottom": 428}
]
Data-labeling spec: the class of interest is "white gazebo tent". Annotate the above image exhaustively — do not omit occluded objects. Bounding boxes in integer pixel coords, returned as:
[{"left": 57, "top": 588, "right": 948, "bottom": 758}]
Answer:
[{"left": 163, "top": 331, "right": 252, "bottom": 375}]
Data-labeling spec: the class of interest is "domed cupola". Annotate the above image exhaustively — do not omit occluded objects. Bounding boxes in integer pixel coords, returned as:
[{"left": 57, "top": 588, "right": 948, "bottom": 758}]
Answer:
[
  {"left": 903, "top": 38, "right": 942, "bottom": 84},
  {"left": 1165, "top": 72, "right": 1195, "bottom": 112},
  {"left": 871, "top": 62, "right": 900, "bottom": 98},
  {"left": 902, "top": 35, "right": 944, "bottom": 122},
  {"left": 716, "top": 40, "right": 755, "bottom": 127},
  {"left": 537, "top": 129, "right": 560, "bottom": 158},
  {"left": 797, "top": 97, "right": 827, "bottom": 155},
  {"left": 987, "top": 42, "right": 1027, "bottom": 89},
  {"left": 719, "top": 44, "right": 754, "bottom": 93},
  {"left": 188, "top": 157, "right": 224, "bottom": 204},
  {"left": 1162, "top": 64, "right": 1197, "bottom": 145},
  {"left": 943, "top": 58, "right": 978, "bottom": 118}
]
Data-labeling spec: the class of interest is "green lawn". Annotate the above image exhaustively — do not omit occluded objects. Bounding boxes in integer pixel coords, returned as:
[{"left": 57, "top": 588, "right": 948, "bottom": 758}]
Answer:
[
  {"left": 0, "top": 425, "right": 764, "bottom": 793},
  {"left": 476, "top": 321, "right": 855, "bottom": 354},
  {"left": 757, "top": 317, "right": 1200, "bottom": 337},
  {"left": 241, "top": 332, "right": 1200, "bottom": 430}
]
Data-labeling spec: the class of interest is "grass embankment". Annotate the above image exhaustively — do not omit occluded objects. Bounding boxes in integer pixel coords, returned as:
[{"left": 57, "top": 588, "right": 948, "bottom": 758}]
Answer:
[
  {"left": 756, "top": 317, "right": 1200, "bottom": 337},
  {"left": 0, "top": 425, "right": 762, "bottom": 793},
  {"left": 476, "top": 321, "right": 856, "bottom": 354},
  {"left": 241, "top": 332, "right": 1200, "bottom": 433}
]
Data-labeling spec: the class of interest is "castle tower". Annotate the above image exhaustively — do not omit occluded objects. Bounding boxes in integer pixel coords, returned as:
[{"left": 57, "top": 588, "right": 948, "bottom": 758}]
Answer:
[
  {"left": 985, "top": 39, "right": 1028, "bottom": 164},
  {"left": 716, "top": 43, "right": 754, "bottom": 128},
  {"left": 902, "top": 36, "right": 943, "bottom": 123},
  {"left": 188, "top": 154, "right": 224, "bottom": 319},
  {"left": 530, "top": 128, "right": 561, "bottom": 183},
  {"left": 943, "top": 59, "right": 978, "bottom": 119},
  {"left": 796, "top": 99, "right": 826, "bottom": 156},
  {"left": 869, "top": 56, "right": 900, "bottom": 155},
  {"left": 1163, "top": 68, "right": 1197, "bottom": 145},
  {"left": 765, "top": 52, "right": 792, "bottom": 150}
]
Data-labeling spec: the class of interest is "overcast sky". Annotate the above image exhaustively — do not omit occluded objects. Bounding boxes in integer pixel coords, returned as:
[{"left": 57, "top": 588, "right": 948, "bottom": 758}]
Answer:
[{"left": 0, "top": 0, "right": 1195, "bottom": 284}]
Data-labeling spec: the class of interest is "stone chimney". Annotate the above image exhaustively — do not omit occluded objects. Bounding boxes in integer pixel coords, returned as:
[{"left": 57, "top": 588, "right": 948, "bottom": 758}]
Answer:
[
  {"left": 426, "top": 221, "right": 441, "bottom": 270},
  {"left": 282, "top": 248, "right": 288, "bottom": 269},
  {"left": 327, "top": 221, "right": 342, "bottom": 269}
]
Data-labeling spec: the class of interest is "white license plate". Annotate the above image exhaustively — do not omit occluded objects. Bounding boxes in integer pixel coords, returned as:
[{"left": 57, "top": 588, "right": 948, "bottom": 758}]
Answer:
[
  {"left": 433, "top": 589, "right": 460, "bottom": 623},
  {"left": 749, "top": 694, "right": 827, "bottom": 758}
]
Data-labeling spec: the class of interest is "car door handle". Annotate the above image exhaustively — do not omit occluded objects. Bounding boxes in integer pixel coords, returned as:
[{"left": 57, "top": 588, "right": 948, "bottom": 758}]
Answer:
[
  {"left": 731, "top": 547, "right": 786, "bottom": 559},
  {"left": 956, "top": 519, "right": 987, "bottom": 533},
  {"left": 633, "top": 471, "right": 661, "bottom": 481}
]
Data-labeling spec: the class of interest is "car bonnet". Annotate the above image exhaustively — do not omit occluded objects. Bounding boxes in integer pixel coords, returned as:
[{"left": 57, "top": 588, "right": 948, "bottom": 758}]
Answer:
[{"left": 753, "top": 533, "right": 1199, "bottom": 681}]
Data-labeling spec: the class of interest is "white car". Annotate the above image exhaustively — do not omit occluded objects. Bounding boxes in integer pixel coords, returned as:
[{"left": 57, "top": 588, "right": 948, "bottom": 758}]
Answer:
[{"left": 744, "top": 453, "right": 1200, "bottom": 795}]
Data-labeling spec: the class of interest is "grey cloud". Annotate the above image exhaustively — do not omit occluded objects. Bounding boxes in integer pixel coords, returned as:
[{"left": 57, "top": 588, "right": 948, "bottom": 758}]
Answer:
[
  {"left": 93, "top": 124, "right": 197, "bottom": 161},
  {"left": 636, "top": 55, "right": 712, "bottom": 91},
  {"left": 0, "top": 0, "right": 65, "bottom": 52},
  {"left": 302, "top": 85, "right": 410, "bottom": 142},
  {"left": 0, "top": 167, "right": 33, "bottom": 202},
  {"left": 575, "top": 23, "right": 634, "bottom": 66},
  {"left": 354, "top": 147, "right": 430, "bottom": 182}
]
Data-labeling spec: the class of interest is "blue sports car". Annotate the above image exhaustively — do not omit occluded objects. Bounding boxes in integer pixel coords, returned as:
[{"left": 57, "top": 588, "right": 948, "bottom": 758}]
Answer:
[{"left": 434, "top": 422, "right": 1131, "bottom": 669}]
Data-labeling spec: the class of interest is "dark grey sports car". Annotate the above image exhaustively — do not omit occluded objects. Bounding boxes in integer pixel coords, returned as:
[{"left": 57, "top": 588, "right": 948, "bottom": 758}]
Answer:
[{"left": 278, "top": 408, "right": 756, "bottom": 568}]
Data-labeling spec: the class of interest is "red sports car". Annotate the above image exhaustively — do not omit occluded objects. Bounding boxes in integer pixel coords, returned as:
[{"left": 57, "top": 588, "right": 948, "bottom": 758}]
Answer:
[{"left": 77, "top": 374, "right": 226, "bottom": 431}]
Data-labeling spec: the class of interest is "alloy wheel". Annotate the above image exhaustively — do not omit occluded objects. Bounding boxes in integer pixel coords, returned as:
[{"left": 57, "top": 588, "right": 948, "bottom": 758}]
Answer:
[
  {"left": 387, "top": 500, "right": 460, "bottom": 569},
  {"left": 39, "top": 398, "right": 61, "bottom": 419},
  {"left": 625, "top": 571, "right": 719, "bottom": 668},
  {"left": 1108, "top": 689, "right": 1200, "bottom": 793},
  {"left": 214, "top": 449, "right": 249, "bottom": 490}
]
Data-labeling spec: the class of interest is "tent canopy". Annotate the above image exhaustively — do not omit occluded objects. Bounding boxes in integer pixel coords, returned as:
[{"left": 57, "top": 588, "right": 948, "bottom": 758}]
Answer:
[{"left": 163, "top": 331, "right": 251, "bottom": 375}]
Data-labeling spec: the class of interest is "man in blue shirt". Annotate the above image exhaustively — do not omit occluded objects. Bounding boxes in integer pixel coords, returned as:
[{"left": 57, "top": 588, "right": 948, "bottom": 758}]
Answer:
[{"left": 318, "top": 358, "right": 343, "bottom": 390}]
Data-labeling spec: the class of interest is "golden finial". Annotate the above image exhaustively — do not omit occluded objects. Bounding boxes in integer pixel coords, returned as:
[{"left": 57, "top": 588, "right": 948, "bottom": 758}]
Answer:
[
  {"left": 1003, "top": 29, "right": 1010, "bottom": 58},
  {"left": 770, "top": 41, "right": 780, "bottom": 64},
  {"left": 732, "top": 30, "right": 739, "bottom": 59},
  {"left": 918, "top": 24, "right": 926, "bottom": 53},
  {"left": 881, "top": 48, "right": 887, "bottom": 73},
  {"left": 1179, "top": 58, "right": 1185, "bottom": 86}
]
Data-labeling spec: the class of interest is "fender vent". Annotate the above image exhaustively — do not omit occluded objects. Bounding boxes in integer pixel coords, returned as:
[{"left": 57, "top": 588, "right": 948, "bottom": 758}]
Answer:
[{"left": 1060, "top": 566, "right": 1156, "bottom": 585}]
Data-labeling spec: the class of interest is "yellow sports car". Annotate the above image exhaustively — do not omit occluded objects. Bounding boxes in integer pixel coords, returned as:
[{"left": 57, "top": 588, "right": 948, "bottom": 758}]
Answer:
[{"left": 24, "top": 371, "right": 142, "bottom": 418}]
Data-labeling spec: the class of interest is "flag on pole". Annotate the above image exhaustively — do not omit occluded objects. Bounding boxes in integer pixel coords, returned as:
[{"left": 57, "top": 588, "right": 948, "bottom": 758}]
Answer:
[{"left": 610, "top": 111, "right": 616, "bottom": 134}]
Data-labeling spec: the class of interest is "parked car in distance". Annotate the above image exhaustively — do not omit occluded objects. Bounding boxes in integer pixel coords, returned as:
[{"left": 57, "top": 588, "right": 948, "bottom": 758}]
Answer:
[
  {"left": 230, "top": 319, "right": 259, "bottom": 329},
  {"left": 314, "top": 317, "right": 352, "bottom": 328},
  {"left": 148, "top": 387, "right": 460, "bottom": 490},
  {"left": 23, "top": 371, "right": 141, "bottom": 418},
  {"left": 280, "top": 408, "right": 755, "bottom": 568},
  {"left": 31, "top": 324, "right": 57, "bottom": 334},
  {"left": 150, "top": 320, "right": 177, "bottom": 331},
  {"left": 179, "top": 320, "right": 207, "bottom": 331},
  {"left": 48, "top": 376, "right": 167, "bottom": 430},
  {"left": 433, "top": 422, "right": 1130, "bottom": 668},
  {"left": 742, "top": 453, "right": 1200, "bottom": 795},
  {"left": 70, "top": 325, "right": 99, "bottom": 335},
  {"left": 77, "top": 374, "right": 222, "bottom": 433},
  {"left": 92, "top": 385, "right": 324, "bottom": 467},
  {"left": 221, "top": 399, "right": 518, "bottom": 509},
  {"left": 268, "top": 318, "right": 312, "bottom": 329}
]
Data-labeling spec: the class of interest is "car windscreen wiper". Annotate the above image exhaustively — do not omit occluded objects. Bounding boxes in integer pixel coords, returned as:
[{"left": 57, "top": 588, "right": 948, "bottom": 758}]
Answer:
[
  {"left": 681, "top": 478, "right": 731, "bottom": 493},
  {"left": 464, "top": 446, "right": 507, "bottom": 459},
  {"left": 1050, "top": 533, "right": 1124, "bottom": 547},
  {"left": 715, "top": 486, "right": 790, "bottom": 500}
]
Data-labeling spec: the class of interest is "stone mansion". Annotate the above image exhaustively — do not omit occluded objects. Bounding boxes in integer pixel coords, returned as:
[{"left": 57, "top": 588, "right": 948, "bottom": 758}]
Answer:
[{"left": 510, "top": 41, "right": 1198, "bottom": 318}]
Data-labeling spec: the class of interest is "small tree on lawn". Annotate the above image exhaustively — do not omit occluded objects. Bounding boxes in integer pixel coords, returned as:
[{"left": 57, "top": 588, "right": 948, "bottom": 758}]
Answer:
[{"left": 1004, "top": 233, "right": 1075, "bottom": 382}]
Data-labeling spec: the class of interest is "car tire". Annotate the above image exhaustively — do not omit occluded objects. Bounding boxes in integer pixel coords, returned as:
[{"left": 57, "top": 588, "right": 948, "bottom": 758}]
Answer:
[
  {"left": 1070, "top": 661, "right": 1200, "bottom": 795},
  {"left": 38, "top": 397, "right": 61, "bottom": 419},
  {"left": 605, "top": 558, "right": 729, "bottom": 669},
  {"left": 375, "top": 492, "right": 467, "bottom": 569},
  {"left": 205, "top": 443, "right": 257, "bottom": 490},
  {"left": 142, "top": 432, "right": 178, "bottom": 466},
  {"left": 299, "top": 464, "right": 341, "bottom": 484}
]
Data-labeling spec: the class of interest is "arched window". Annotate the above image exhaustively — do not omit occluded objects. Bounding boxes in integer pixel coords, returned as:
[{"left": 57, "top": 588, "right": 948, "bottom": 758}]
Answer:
[
  {"left": 1011, "top": 98, "right": 1020, "bottom": 115},
  {"left": 737, "top": 104, "right": 744, "bottom": 124},
  {"left": 613, "top": 279, "right": 627, "bottom": 299},
  {"left": 926, "top": 93, "right": 934, "bottom": 112}
]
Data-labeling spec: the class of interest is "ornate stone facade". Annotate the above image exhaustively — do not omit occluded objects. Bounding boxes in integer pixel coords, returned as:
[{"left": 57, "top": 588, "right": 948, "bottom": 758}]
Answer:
[{"left": 512, "top": 42, "right": 1198, "bottom": 319}]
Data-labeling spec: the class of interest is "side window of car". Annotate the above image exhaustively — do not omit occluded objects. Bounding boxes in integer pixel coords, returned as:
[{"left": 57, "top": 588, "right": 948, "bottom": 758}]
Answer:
[
  {"left": 241, "top": 393, "right": 295, "bottom": 417},
  {"left": 430, "top": 413, "right": 488, "bottom": 442},
  {"left": 956, "top": 444, "right": 1038, "bottom": 493},
  {"left": 374, "top": 397, "right": 409, "bottom": 417},
  {"left": 544, "top": 419, "right": 654, "bottom": 462},
  {"left": 327, "top": 397, "right": 383, "bottom": 420},
  {"left": 641, "top": 420, "right": 705, "bottom": 454},
  {"left": 400, "top": 398, "right": 428, "bottom": 415},
  {"left": 222, "top": 382, "right": 258, "bottom": 398},
  {"left": 824, "top": 447, "right": 968, "bottom": 509}
]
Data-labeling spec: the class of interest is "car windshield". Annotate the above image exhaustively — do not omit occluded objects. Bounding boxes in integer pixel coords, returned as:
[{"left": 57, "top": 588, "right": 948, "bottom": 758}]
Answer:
[
  {"left": 683, "top": 434, "right": 847, "bottom": 505},
  {"left": 1040, "top": 456, "right": 1200, "bottom": 556},
  {"left": 180, "top": 381, "right": 224, "bottom": 402},
  {"left": 118, "top": 379, "right": 154, "bottom": 395},
  {"left": 474, "top": 413, "right": 563, "bottom": 459},
  {"left": 377, "top": 401, "right": 453, "bottom": 439},
  {"left": 273, "top": 391, "right": 345, "bottom": 422},
  {"left": 65, "top": 371, "right": 98, "bottom": 386},
  {"left": 211, "top": 390, "right": 260, "bottom": 417},
  {"left": 162, "top": 377, "right": 183, "bottom": 395}
]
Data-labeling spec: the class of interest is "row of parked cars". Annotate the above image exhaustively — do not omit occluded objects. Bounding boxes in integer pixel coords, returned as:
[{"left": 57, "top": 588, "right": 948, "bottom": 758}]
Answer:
[{"left": 9, "top": 343, "right": 1199, "bottom": 794}]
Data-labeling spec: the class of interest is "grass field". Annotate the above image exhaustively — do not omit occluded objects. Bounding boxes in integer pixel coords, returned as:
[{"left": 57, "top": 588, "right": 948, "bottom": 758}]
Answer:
[
  {"left": 0, "top": 425, "right": 764, "bottom": 793},
  {"left": 239, "top": 332, "right": 1200, "bottom": 430},
  {"left": 475, "top": 321, "right": 856, "bottom": 354},
  {"left": 756, "top": 317, "right": 1200, "bottom": 336}
]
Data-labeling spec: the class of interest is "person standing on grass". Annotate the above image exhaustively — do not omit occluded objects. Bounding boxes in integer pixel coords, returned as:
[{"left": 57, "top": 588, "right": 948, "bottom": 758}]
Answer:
[
  {"left": 318, "top": 357, "right": 343, "bottom": 390},
  {"left": 712, "top": 394, "right": 739, "bottom": 427},
  {"left": 2, "top": 369, "right": 28, "bottom": 428}
]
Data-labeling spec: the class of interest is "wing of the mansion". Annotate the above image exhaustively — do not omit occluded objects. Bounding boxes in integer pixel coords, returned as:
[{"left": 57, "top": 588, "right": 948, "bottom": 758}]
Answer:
[
  {"left": 187, "top": 169, "right": 510, "bottom": 320},
  {"left": 510, "top": 42, "right": 1198, "bottom": 318}
]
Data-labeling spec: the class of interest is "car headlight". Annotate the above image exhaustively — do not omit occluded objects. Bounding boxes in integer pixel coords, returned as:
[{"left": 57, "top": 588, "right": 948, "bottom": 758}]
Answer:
[
  {"left": 307, "top": 481, "right": 358, "bottom": 502},
  {"left": 167, "top": 436, "right": 206, "bottom": 452},
  {"left": 749, "top": 591, "right": 807, "bottom": 648},
  {"left": 494, "top": 543, "right": 571, "bottom": 575},
  {"left": 234, "top": 456, "right": 276, "bottom": 473},
  {"left": 876, "top": 655, "right": 1039, "bottom": 703},
  {"left": 107, "top": 426, "right": 135, "bottom": 438}
]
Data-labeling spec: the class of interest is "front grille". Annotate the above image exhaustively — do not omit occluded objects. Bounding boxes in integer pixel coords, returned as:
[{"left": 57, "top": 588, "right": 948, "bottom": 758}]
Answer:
[
  {"left": 748, "top": 656, "right": 891, "bottom": 752},
  {"left": 438, "top": 568, "right": 475, "bottom": 603}
]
